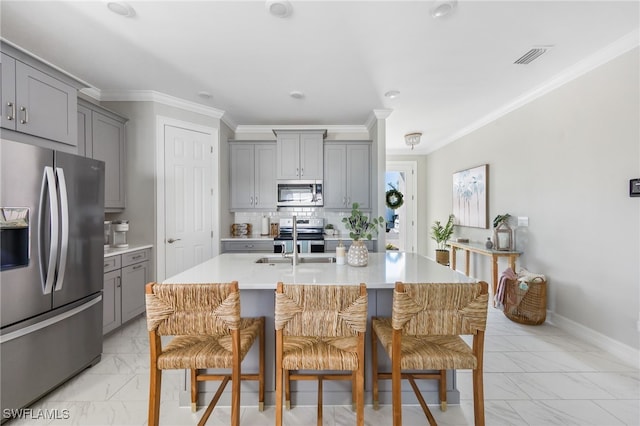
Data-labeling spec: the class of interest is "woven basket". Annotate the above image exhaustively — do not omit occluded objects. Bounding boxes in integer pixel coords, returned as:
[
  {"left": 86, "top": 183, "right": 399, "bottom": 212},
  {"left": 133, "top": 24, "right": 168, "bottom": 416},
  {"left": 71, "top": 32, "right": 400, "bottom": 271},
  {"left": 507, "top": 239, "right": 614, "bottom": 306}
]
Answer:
[{"left": 503, "top": 277, "right": 547, "bottom": 325}]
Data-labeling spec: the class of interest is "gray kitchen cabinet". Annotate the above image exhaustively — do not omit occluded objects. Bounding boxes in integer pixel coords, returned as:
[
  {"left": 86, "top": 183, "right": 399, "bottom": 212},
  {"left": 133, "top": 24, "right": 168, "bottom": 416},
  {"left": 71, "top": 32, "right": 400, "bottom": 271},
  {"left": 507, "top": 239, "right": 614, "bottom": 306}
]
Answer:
[
  {"left": 103, "top": 248, "right": 150, "bottom": 335},
  {"left": 1, "top": 44, "right": 83, "bottom": 148},
  {"left": 221, "top": 240, "right": 274, "bottom": 253},
  {"left": 229, "top": 141, "right": 277, "bottom": 211},
  {"left": 325, "top": 239, "right": 375, "bottom": 252},
  {"left": 77, "top": 99, "right": 127, "bottom": 211},
  {"left": 274, "top": 130, "right": 325, "bottom": 180},
  {"left": 324, "top": 142, "right": 371, "bottom": 209}
]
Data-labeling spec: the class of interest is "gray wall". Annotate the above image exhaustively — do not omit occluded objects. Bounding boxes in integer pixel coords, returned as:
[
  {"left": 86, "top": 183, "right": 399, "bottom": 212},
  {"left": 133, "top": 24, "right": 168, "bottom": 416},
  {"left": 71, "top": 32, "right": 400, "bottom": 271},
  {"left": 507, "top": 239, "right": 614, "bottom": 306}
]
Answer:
[{"left": 400, "top": 48, "right": 639, "bottom": 351}]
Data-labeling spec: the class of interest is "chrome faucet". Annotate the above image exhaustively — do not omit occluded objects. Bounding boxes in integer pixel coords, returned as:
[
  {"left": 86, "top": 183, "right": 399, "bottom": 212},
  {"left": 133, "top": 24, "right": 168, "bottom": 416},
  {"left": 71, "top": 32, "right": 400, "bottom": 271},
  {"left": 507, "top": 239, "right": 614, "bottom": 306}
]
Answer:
[{"left": 291, "top": 215, "right": 299, "bottom": 266}]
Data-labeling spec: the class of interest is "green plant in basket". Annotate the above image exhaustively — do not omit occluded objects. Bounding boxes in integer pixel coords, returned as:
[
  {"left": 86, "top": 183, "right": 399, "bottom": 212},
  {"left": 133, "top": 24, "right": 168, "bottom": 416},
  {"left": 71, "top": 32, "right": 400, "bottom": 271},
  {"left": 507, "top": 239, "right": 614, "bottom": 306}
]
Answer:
[
  {"left": 430, "top": 214, "right": 455, "bottom": 250},
  {"left": 342, "top": 203, "right": 385, "bottom": 241}
]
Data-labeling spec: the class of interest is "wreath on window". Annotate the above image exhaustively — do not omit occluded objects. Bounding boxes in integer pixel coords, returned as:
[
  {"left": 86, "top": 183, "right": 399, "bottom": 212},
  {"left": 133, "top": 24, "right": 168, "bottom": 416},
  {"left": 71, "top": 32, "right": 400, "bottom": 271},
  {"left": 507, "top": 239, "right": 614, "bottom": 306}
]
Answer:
[{"left": 385, "top": 184, "right": 404, "bottom": 210}]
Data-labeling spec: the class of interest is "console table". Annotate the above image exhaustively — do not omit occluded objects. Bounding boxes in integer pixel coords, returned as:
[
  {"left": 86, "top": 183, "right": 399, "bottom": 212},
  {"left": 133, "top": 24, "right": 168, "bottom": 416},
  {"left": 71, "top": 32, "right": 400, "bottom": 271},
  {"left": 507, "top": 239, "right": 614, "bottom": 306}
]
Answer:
[{"left": 448, "top": 241, "right": 522, "bottom": 306}]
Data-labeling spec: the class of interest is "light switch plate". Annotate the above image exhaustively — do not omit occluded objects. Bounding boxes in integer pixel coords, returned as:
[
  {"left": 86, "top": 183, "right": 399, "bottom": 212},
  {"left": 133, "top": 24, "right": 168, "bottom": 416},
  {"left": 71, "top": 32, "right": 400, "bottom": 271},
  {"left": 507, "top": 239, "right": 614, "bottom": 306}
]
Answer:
[{"left": 517, "top": 216, "right": 529, "bottom": 227}]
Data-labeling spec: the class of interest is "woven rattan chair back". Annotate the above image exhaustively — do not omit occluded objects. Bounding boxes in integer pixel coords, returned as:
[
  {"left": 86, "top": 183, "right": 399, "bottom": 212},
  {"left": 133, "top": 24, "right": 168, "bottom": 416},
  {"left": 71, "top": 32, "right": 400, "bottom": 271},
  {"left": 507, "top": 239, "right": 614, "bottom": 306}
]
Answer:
[
  {"left": 391, "top": 282, "right": 488, "bottom": 336},
  {"left": 146, "top": 282, "right": 240, "bottom": 336},
  {"left": 275, "top": 284, "right": 367, "bottom": 337}
]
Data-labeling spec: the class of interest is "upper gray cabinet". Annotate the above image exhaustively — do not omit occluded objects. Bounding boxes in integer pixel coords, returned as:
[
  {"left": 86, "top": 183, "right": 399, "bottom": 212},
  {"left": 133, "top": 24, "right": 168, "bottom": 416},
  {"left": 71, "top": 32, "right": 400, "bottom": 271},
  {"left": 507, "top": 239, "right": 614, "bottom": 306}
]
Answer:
[
  {"left": 77, "top": 99, "right": 127, "bottom": 211},
  {"left": 274, "top": 129, "right": 325, "bottom": 180},
  {"left": 324, "top": 142, "right": 372, "bottom": 210},
  {"left": 1, "top": 43, "right": 83, "bottom": 149},
  {"left": 229, "top": 141, "right": 277, "bottom": 211}
]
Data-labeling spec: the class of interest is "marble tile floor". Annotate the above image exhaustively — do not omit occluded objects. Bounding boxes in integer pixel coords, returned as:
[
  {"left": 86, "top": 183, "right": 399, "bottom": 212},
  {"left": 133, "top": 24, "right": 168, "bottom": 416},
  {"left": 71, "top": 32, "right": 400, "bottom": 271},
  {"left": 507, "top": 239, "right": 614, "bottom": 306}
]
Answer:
[{"left": 8, "top": 308, "right": 639, "bottom": 426}]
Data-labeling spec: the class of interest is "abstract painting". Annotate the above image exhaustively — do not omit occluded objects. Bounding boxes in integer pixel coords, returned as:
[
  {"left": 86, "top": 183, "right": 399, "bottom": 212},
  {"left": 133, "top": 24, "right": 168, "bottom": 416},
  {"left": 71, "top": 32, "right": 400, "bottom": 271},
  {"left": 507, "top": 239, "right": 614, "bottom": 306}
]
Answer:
[{"left": 452, "top": 164, "right": 488, "bottom": 228}]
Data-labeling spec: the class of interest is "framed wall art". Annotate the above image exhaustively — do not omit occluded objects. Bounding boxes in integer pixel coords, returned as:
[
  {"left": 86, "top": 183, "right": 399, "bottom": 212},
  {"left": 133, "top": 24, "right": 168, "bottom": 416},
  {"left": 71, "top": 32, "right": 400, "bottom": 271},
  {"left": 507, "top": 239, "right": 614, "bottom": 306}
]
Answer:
[{"left": 452, "top": 164, "right": 488, "bottom": 228}]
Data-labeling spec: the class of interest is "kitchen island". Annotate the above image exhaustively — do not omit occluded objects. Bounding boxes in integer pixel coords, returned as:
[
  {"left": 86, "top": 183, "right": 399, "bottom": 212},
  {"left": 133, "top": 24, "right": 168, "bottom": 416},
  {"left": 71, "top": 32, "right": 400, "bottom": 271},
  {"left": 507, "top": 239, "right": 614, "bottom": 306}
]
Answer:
[{"left": 163, "top": 252, "right": 476, "bottom": 408}]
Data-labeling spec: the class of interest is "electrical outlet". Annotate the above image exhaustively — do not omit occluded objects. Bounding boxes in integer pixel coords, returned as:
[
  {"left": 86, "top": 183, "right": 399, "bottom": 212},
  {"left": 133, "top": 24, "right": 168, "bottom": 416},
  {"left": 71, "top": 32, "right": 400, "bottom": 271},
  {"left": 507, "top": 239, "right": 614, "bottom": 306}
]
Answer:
[{"left": 517, "top": 216, "right": 529, "bottom": 227}]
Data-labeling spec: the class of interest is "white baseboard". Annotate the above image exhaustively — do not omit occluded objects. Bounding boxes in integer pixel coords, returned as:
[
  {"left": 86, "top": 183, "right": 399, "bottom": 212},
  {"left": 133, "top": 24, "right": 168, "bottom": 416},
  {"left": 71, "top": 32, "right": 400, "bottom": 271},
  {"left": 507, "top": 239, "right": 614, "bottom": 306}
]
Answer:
[{"left": 547, "top": 311, "right": 639, "bottom": 369}]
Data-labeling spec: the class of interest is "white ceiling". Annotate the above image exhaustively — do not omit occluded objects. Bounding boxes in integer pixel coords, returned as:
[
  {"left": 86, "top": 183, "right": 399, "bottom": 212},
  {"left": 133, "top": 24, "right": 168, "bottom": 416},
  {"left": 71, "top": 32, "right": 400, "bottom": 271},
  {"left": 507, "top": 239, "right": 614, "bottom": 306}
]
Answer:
[{"left": 1, "top": 1, "right": 638, "bottom": 154}]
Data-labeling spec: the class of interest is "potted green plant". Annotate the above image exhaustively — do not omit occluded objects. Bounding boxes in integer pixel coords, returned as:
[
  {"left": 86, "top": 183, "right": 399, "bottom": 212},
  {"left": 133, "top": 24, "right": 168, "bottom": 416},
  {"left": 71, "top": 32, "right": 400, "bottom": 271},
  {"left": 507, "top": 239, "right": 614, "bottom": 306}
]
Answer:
[
  {"left": 324, "top": 223, "right": 335, "bottom": 236},
  {"left": 341, "top": 203, "right": 385, "bottom": 266},
  {"left": 430, "top": 214, "right": 455, "bottom": 265}
]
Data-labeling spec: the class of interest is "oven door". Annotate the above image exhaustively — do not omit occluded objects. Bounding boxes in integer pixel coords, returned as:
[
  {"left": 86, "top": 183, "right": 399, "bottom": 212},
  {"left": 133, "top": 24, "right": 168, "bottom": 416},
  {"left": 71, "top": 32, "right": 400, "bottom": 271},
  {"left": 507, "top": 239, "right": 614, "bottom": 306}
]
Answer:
[{"left": 309, "top": 240, "right": 325, "bottom": 253}]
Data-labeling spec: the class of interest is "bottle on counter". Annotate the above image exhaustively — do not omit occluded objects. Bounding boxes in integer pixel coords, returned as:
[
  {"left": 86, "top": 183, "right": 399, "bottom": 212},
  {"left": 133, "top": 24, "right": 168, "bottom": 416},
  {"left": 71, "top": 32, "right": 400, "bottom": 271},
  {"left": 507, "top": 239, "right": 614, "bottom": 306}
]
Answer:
[{"left": 336, "top": 240, "right": 346, "bottom": 265}]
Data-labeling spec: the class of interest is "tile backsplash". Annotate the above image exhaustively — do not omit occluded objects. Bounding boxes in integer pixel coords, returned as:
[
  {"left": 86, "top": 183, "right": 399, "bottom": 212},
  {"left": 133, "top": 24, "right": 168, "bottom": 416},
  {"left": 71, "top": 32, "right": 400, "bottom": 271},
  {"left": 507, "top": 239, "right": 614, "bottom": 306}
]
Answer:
[{"left": 233, "top": 209, "right": 353, "bottom": 237}]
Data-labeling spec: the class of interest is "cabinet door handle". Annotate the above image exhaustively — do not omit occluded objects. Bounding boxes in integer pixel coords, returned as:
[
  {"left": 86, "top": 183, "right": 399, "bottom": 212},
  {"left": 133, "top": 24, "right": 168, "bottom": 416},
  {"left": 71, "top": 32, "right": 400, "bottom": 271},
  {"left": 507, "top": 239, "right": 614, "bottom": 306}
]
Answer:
[
  {"left": 250, "top": 196, "right": 254, "bottom": 205},
  {"left": 132, "top": 255, "right": 142, "bottom": 259},
  {"left": 296, "top": 167, "right": 299, "bottom": 177},
  {"left": 104, "top": 263, "right": 110, "bottom": 268},
  {"left": 19, "top": 106, "right": 27, "bottom": 124},
  {"left": 116, "top": 277, "right": 121, "bottom": 288},
  {"left": 132, "top": 264, "right": 143, "bottom": 270},
  {"left": 255, "top": 196, "right": 258, "bottom": 205},
  {"left": 245, "top": 244, "right": 254, "bottom": 248},
  {"left": 300, "top": 167, "right": 304, "bottom": 176},
  {"left": 167, "top": 238, "right": 181, "bottom": 244},
  {"left": 6, "top": 102, "right": 15, "bottom": 121}
]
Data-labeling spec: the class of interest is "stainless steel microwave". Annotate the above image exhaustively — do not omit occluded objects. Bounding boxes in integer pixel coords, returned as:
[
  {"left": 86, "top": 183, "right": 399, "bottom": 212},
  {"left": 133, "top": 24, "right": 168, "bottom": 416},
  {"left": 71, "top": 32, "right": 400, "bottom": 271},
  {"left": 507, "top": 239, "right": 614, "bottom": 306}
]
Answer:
[{"left": 277, "top": 180, "right": 323, "bottom": 207}]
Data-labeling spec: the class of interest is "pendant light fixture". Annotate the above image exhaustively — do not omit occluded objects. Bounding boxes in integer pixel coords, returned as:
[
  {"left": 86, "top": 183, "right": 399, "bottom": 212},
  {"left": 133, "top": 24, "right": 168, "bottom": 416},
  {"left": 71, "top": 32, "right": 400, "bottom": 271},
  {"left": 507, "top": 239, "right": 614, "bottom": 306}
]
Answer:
[{"left": 404, "top": 132, "right": 422, "bottom": 150}]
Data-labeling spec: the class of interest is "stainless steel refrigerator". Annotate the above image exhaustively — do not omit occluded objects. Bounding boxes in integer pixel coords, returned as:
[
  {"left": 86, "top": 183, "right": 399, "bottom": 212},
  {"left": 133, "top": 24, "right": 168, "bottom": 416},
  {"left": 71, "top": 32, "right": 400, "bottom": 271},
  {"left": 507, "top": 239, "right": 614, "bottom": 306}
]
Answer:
[{"left": 0, "top": 139, "right": 105, "bottom": 416}]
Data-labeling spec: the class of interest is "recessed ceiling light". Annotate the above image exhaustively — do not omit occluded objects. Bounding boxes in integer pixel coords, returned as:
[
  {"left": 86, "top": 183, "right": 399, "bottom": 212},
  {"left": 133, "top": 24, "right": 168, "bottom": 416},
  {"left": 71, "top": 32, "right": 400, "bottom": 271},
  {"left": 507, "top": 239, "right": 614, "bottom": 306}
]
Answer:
[
  {"left": 266, "top": 1, "right": 292, "bottom": 18},
  {"left": 198, "top": 91, "right": 212, "bottom": 99},
  {"left": 431, "top": 0, "right": 457, "bottom": 18},
  {"left": 289, "top": 91, "right": 305, "bottom": 99},
  {"left": 107, "top": 1, "right": 136, "bottom": 17},
  {"left": 385, "top": 90, "right": 400, "bottom": 99}
]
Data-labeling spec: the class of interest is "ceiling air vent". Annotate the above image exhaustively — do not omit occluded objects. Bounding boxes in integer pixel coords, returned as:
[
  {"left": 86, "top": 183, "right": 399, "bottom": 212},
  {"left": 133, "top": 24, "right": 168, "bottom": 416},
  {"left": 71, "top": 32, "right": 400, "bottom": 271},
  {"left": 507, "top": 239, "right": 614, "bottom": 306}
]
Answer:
[{"left": 514, "top": 47, "right": 549, "bottom": 65}]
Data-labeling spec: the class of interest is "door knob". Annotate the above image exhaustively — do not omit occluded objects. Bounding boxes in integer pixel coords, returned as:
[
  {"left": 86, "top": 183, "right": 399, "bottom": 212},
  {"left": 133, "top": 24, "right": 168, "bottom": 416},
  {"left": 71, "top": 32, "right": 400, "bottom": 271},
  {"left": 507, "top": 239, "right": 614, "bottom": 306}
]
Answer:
[{"left": 167, "top": 238, "right": 181, "bottom": 244}]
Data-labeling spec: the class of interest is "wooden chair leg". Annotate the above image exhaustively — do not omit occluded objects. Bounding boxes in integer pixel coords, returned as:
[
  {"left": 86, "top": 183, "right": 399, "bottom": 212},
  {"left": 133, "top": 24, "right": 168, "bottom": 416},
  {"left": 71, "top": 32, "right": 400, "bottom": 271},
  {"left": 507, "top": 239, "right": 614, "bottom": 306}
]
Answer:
[
  {"left": 284, "top": 369, "right": 291, "bottom": 409},
  {"left": 356, "top": 365, "right": 364, "bottom": 426},
  {"left": 275, "top": 332, "right": 283, "bottom": 426},
  {"left": 317, "top": 375, "right": 323, "bottom": 426},
  {"left": 258, "top": 317, "right": 265, "bottom": 411},
  {"left": 191, "top": 369, "right": 198, "bottom": 412},
  {"left": 148, "top": 367, "right": 162, "bottom": 426},
  {"left": 371, "top": 321, "right": 380, "bottom": 410},
  {"left": 439, "top": 369, "right": 447, "bottom": 411},
  {"left": 473, "top": 367, "right": 485, "bottom": 426},
  {"left": 351, "top": 371, "right": 357, "bottom": 411}
]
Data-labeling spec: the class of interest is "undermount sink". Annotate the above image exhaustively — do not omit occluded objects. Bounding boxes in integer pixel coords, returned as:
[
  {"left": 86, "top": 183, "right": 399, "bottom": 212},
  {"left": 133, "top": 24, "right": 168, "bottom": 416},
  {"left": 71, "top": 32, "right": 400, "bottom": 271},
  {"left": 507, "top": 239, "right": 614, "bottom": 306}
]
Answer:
[
  {"left": 254, "top": 256, "right": 337, "bottom": 264},
  {"left": 255, "top": 257, "right": 292, "bottom": 264}
]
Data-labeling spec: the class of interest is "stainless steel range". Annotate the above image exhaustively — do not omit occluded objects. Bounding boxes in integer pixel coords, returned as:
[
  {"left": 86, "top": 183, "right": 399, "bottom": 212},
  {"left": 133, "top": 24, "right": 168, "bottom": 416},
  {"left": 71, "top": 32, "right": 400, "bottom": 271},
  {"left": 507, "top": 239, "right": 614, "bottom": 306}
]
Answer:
[{"left": 274, "top": 217, "right": 324, "bottom": 253}]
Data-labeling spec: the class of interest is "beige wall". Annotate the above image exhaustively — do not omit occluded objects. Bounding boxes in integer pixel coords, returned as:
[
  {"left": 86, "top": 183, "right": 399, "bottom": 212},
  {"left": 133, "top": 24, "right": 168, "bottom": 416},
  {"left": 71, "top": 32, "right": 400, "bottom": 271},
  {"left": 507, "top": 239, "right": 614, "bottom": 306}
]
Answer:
[{"left": 404, "top": 48, "right": 639, "bottom": 351}]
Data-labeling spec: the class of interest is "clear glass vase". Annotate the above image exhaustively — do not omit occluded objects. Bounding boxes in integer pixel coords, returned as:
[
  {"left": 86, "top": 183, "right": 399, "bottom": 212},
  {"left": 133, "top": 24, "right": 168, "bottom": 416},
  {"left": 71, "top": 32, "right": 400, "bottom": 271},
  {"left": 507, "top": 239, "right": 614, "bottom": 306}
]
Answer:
[{"left": 347, "top": 240, "right": 369, "bottom": 267}]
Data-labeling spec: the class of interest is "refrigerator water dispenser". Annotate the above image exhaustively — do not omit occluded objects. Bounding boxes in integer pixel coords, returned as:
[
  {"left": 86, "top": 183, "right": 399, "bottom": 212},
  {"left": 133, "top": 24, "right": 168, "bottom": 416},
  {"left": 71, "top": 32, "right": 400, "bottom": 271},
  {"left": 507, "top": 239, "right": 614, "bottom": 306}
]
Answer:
[{"left": 0, "top": 208, "right": 30, "bottom": 271}]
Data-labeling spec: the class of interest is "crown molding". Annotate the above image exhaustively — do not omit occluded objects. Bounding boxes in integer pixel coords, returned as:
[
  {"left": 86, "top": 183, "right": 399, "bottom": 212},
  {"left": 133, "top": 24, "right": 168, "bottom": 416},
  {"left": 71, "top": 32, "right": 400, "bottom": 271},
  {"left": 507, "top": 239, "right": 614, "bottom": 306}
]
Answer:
[
  {"left": 365, "top": 109, "right": 393, "bottom": 129},
  {"left": 426, "top": 28, "right": 640, "bottom": 155},
  {"left": 81, "top": 88, "right": 227, "bottom": 120},
  {"left": 234, "top": 124, "right": 368, "bottom": 134}
]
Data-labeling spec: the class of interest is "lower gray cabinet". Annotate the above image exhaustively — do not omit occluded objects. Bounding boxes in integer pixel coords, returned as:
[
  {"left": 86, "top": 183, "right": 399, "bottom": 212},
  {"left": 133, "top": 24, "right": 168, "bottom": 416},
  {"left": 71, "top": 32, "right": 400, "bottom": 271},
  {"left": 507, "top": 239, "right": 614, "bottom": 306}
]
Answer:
[
  {"left": 221, "top": 240, "right": 273, "bottom": 253},
  {"left": 103, "top": 248, "right": 150, "bottom": 334}
]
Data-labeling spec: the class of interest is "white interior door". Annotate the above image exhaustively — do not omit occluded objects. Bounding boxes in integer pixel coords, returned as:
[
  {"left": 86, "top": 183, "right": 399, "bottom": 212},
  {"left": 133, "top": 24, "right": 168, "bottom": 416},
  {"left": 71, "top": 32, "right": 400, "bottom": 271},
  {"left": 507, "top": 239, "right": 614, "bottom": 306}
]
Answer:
[
  {"left": 386, "top": 161, "right": 418, "bottom": 253},
  {"left": 164, "top": 124, "right": 215, "bottom": 279}
]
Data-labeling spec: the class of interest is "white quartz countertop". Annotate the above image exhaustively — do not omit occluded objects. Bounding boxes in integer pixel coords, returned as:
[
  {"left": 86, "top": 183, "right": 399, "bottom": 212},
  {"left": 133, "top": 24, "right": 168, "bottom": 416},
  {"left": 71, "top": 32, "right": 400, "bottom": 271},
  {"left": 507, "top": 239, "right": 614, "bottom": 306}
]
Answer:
[
  {"left": 104, "top": 244, "right": 153, "bottom": 258},
  {"left": 221, "top": 236, "right": 274, "bottom": 241},
  {"left": 163, "top": 252, "right": 474, "bottom": 289}
]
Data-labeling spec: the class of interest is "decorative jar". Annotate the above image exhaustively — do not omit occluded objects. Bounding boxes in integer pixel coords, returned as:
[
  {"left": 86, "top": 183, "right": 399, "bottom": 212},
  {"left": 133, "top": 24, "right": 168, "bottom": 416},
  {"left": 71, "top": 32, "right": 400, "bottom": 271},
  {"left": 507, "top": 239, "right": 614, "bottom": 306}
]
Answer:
[{"left": 347, "top": 240, "right": 369, "bottom": 267}]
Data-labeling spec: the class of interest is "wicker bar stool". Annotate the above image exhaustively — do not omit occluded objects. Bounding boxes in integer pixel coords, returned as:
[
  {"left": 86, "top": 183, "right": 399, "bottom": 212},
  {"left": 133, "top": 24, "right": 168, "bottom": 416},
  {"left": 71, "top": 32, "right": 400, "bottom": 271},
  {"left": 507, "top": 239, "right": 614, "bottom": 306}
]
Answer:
[
  {"left": 145, "top": 282, "right": 265, "bottom": 426},
  {"left": 371, "top": 281, "right": 488, "bottom": 426},
  {"left": 275, "top": 282, "right": 367, "bottom": 426}
]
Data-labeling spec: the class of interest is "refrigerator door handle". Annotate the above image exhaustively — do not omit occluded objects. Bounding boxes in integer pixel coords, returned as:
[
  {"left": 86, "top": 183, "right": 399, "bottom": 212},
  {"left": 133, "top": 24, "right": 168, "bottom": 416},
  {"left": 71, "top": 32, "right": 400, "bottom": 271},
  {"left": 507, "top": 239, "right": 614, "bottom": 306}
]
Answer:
[
  {"left": 39, "top": 166, "right": 59, "bottom": 295},
  {"left": 54, "top": 167, "right": 69, "bottom": 291}
]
